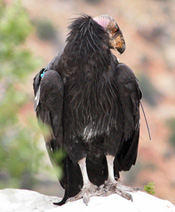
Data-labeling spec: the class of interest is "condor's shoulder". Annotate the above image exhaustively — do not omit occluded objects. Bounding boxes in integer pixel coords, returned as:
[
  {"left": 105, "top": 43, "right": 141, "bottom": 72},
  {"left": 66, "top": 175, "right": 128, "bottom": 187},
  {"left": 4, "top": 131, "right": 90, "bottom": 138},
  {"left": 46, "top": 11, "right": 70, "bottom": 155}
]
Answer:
[
  {"left": 113, "top": 62, "right": 142, "bottom": 99},
  {"left": 114, "top": 63, "right": 137, "bottom": 83}
]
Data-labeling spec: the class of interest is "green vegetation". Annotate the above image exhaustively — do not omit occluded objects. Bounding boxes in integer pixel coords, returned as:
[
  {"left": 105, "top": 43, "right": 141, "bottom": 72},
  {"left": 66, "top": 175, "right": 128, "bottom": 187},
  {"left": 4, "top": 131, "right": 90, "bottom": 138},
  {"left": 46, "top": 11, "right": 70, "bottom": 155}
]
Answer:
[
  {"left": 0, "top": 1, "right": 45, "bottom": 189},
  {"left": 144, "top": 182, "right": 155, "bottom": 195}
]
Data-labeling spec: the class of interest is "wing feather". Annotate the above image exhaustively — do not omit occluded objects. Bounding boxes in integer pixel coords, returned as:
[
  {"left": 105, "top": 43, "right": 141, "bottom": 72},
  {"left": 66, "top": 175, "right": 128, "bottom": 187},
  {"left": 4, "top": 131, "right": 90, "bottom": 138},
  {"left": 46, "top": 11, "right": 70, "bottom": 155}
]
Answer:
[
  {"left": 114, "top": 63, "right": 142, "bottom": 171},
  {"left": 34, "top": 70, "right": 64, "bottom": 153},
  {"left": 33, "top": 66, "right": 82, "bottom": 204}
]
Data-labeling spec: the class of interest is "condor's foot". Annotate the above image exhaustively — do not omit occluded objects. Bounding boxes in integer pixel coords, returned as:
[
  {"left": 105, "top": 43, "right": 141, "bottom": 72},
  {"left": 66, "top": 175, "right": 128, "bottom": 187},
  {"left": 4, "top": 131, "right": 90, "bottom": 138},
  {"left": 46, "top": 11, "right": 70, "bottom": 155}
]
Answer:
[
  {"left": 102, "top": 180, "right": 141, "bottom": 201},
  {"left": 69, "top": 183, "right": 103, "bottom": 205}
]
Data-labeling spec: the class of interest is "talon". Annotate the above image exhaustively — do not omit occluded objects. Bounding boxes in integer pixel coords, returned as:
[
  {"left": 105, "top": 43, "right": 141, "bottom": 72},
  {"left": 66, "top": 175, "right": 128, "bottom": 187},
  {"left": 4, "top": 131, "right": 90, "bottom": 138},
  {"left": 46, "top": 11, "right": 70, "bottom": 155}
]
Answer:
[
  {"left": 121, "top": 192, "right": 133, "bottom": 201},
  {"left": 133, "top": 187, "right": 143, "bottom": 191},
  {"left": 83, "top": 193, "right": 90, "bottom": 206}
]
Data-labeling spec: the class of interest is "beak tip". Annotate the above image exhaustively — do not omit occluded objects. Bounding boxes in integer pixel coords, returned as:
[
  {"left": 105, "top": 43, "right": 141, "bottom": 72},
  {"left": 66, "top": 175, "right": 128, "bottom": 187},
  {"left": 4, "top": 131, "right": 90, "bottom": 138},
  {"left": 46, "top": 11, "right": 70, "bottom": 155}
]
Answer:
[{"left": 118, "top": 46, "right": 125, "bottom": 54}]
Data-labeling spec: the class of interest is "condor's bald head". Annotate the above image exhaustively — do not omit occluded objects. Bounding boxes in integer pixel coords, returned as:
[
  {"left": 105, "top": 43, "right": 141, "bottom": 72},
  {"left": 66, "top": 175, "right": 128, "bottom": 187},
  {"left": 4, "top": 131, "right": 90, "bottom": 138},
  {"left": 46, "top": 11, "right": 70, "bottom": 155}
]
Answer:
[{"left": 94, "top": 15, "right": 125, "bottom": 54}]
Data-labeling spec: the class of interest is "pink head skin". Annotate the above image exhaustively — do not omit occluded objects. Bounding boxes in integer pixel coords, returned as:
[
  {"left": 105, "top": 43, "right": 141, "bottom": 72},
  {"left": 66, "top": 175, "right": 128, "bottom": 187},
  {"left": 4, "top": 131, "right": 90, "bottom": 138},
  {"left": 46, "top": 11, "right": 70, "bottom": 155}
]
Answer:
[{"left": 93, "top": 15, "right": 113, "bottom": 31}]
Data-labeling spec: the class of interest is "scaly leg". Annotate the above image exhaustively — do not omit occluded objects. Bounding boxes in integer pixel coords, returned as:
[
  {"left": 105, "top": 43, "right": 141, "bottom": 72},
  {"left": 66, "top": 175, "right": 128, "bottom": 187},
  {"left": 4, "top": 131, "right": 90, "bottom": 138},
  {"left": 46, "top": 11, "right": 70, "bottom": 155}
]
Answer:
[
  {"left": 106, "top": 155, "right": 117, "bottom": 184},
  {"left": 69, "top": 158, "right": 99, "bottom": 205},
  {"left": 104, "top": 154, "right": 133, "bottom": 200}
]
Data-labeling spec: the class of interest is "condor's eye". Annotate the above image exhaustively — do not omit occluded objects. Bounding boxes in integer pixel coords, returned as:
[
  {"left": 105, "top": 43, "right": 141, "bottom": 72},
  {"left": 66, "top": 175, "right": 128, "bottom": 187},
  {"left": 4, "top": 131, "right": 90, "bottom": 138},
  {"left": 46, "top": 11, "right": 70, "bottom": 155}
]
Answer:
[{"left": 113, "top": 28, "right": 118, "bottom": 33}]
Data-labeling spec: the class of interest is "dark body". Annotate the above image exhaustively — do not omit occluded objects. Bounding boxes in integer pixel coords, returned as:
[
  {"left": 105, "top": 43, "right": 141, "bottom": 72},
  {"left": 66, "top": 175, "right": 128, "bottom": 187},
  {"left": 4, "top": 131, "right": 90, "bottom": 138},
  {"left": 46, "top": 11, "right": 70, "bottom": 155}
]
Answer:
[{"left": 33, "top": 15, "right": 141, "bottom": 204}]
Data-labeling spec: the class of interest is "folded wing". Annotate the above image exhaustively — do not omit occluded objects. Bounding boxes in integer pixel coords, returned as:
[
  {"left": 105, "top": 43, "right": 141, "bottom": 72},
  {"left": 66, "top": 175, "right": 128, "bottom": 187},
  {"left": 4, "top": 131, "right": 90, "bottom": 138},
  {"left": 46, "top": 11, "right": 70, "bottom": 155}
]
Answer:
[{"left": 114, "top": 63, "right": 142, "bottom": 173}]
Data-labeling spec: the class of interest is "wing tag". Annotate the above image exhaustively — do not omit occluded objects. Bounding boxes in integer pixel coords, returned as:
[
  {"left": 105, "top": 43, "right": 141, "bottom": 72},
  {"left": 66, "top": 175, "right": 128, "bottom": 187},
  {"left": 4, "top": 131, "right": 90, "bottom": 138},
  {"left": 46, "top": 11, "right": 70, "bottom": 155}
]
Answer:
[
  {"left": 34, "top": 85, "right": 41, "bottom": 111},
  {"left": 34, "top": 69, "right": 47, "bottom": 111}
]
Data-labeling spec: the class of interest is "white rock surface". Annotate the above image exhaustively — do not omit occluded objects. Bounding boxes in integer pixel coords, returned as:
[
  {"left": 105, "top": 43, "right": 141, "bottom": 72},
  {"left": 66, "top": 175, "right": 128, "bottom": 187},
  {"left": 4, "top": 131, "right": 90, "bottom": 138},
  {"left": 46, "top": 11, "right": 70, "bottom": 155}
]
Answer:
[{"left": 0, "top": 189, "right": 174, "bottom": 212}]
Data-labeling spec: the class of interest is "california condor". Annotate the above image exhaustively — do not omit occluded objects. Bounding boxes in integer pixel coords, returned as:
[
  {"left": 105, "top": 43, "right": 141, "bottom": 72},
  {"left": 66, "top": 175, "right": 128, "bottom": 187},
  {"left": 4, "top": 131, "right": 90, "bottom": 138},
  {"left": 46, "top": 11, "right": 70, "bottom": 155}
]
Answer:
[{"left": 33, "top": 14, "right": 142, "bottom": 205}]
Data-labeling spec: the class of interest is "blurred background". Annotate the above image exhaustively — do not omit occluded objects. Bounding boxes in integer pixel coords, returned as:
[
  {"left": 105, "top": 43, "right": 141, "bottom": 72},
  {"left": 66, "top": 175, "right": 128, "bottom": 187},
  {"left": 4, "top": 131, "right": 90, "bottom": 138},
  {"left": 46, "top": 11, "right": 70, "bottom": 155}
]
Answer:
[{"left": 0, "top": 0, "right": 175, "bottom": 204}]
